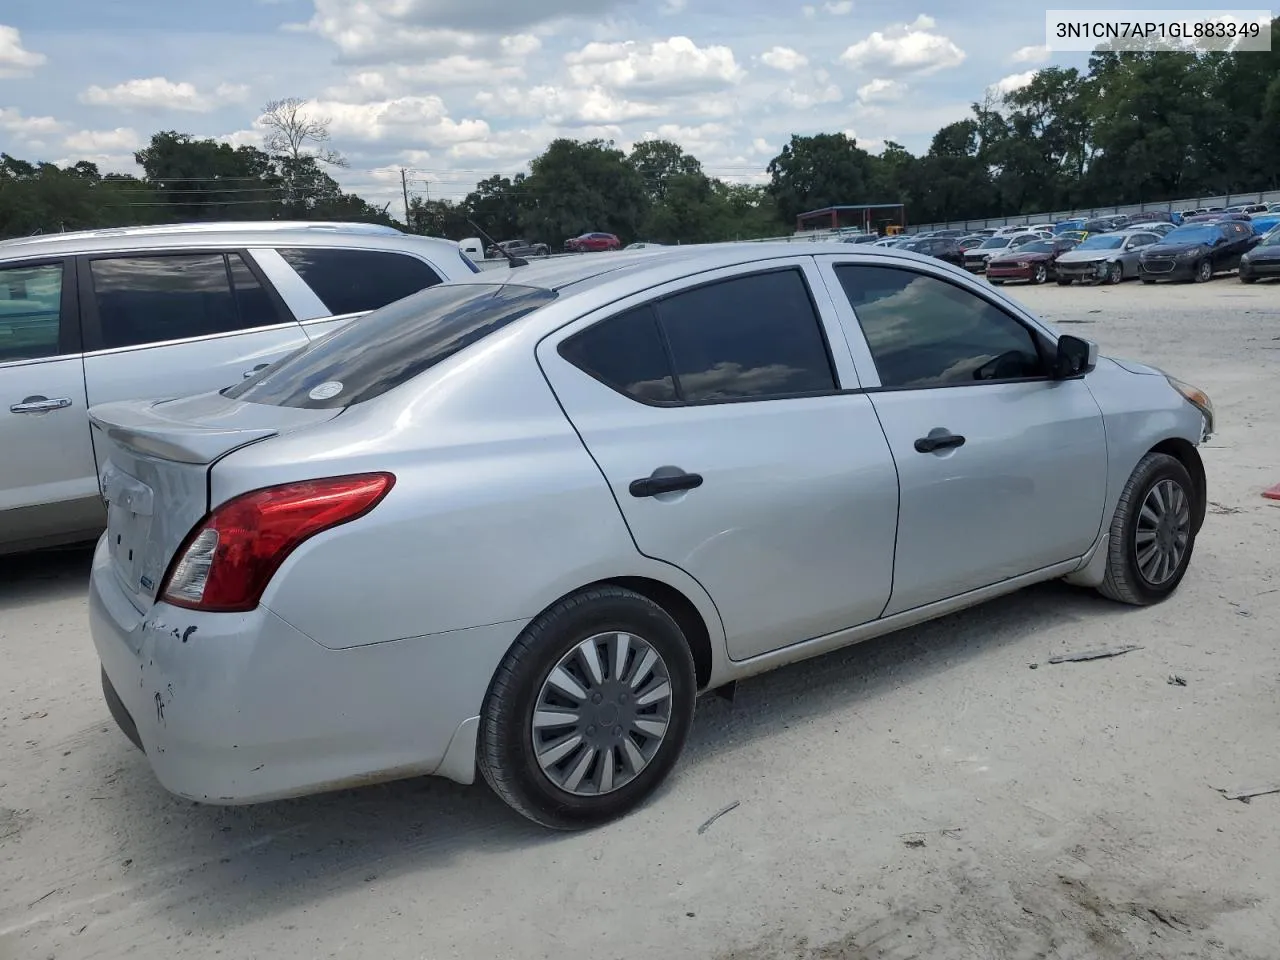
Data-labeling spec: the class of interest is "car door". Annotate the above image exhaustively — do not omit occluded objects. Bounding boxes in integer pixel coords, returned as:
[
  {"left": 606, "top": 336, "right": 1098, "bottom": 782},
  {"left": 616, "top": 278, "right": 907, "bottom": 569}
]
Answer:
[
  {"left": 817, "top": 257, "right": 1108, "bottom": 615},
  {"left": 1121, "top": 232, "right": 1158, "bottom": 271},
  {"left": 0, "top": 257, "right": 102, "bottom": 550},
  {"left": 80, "top": 249, "right": 312, "bottom": 439},
  {"left": 537, "top": 259, "right": 901, "bottom": 661},
  {"left": 1221, "top": 222, "right": 1252, "bottom": 268},
  {"left": 249, "top": 246, "right": 445, "bottom": 340}
]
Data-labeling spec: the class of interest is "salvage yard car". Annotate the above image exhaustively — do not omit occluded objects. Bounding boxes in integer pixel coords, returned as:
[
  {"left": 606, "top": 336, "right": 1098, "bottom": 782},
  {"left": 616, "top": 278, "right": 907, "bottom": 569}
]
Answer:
[
  {"left": 1138, "top": 220, "right": 1257, "bottom": 283},
  {"left": 985, "top": 237, "right": 1079, "bottom": 285},
  {"left": 1238, "top": 226, "right": 1280, "bottom": 282},
  {"left": 0, "top": 222, "right": 477, "bottom": 556},
  {"left": 1054, "top": 230, "right": 1163, "bottom": 285},
  {"left": 87, "top": 242, "right": 1214, "bottom": 829}
]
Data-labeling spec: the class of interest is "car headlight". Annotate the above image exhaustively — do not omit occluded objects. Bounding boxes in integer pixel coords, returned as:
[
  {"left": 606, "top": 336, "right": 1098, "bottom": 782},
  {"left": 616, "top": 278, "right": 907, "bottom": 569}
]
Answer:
[
  {"left": 1167, "top": 375, "right": 1214, "bottom": 438},
  {"left": 1178, "top": 248, "right": 1200, "bottom": 260}
]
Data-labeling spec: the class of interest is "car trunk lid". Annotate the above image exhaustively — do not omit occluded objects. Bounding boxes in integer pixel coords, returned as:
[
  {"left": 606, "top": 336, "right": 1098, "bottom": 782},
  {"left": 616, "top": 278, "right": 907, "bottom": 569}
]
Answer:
[{"left": 88, "top": 391, "right": 341, "bottom": 613}]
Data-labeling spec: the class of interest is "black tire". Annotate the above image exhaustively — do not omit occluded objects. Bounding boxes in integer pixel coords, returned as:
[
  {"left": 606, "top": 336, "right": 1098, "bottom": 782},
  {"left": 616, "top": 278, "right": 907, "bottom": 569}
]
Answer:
[
  {"left": 1141, "top": 276, "right": 1157, "bottom": 284},
  {"left": 477, "top": 586, "right": 697, "bottom": 829},
  {"left": 1240, "top": 273, "right": 1257, "bottom": 284},
  {"left": 1032, "top": 264, "right": 1048, "bottom": 285},
  {"left": 1106, "top": 262, "right": 1123, "bottom": 284},
  {"left": 989, "top": 278, "right": 1004, "bottom": 285},
  {"left": 1193, "top": 259, "right": 1212, "bottom": 283},
  {"left": 1057, "top": 278, "right": 1072, "bottom": 286},
  {"left": 1097, "top": 452, "right": 1198, "bottom": 606}
]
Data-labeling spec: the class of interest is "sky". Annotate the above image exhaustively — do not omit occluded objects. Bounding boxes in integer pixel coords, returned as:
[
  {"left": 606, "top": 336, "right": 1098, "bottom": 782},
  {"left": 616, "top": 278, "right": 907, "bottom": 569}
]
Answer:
[{"left": 0, "top": 0, "right": 1199, "bottom": 214}]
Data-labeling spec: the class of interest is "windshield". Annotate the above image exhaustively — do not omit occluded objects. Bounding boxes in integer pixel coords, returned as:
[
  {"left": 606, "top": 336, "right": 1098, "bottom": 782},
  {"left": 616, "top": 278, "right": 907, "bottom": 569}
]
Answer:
[
  {"left": 1260, "top": 229, "right": 1280, "bottom": 247},
  {"left": 1018, "top": 241, "right": 1055, "bottom": 254},
  {"left": 1076, "top": 235, "right": 1125, "bottom": 250},
  {"left": 227, "top": 283, "right": 557, "bottom": 409},
  {"left": 1160, "top": 226, "right": 1219, "bottom": 245},
  {"left": 979, "top": 237, "right": 1011, "bottom": 249}
]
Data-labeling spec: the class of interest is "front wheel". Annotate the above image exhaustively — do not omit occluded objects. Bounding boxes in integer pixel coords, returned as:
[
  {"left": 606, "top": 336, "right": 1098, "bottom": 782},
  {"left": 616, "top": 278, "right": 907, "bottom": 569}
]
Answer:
[
  {"left": 1097, "top": 452, "right": 1198, "bottom": 606},
  {"left": 477, "top": 586, "right": 697, "bottom": 829},
  {"left": 1032, "top": 264, "right": 1048, "bottom": 285},
  {"left": 989, "top": 278, "right": 1004, "bottom": 285},
  {"left": 1141, "top": 276, "right": 1157, "bottom": 284},
  {"left": 1106, "top": 262, "right": 1123, "bottom": 284},
  {"left": 1193, "top": 259, "right": 1212, "bottom": 283},
  {"left": 1057, "top": 278, "right": 1072, "bottom": 286},
  {"left": 1240, "top": 272, "right": 1257, "bottom": 284}
]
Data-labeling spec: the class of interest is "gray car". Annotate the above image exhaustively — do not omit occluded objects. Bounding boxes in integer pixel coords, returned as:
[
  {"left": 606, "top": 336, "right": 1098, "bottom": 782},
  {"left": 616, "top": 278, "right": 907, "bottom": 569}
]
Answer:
[
  {"left": 0, "top": 222, "right": 478, "bottom": 555},
  {"left": 1054, "top": 229, "right": 1163, "bottom": 284},
  {"left": 87, "top": 242, "right": 1213, "bottom": 828}
]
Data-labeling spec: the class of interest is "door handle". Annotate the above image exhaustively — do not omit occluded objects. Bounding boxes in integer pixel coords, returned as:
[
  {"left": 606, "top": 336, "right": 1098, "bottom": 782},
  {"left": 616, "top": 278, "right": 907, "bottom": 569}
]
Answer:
[
  {"left": 629, "top": 472, "right": 703, "bottom": 498},
  {"left": 914, "top": 432, "right": 966, "bottom": 454},
  {"left": 243, "top": 363, "right": 271, "bottom": 378},
  {"left": 10, "top": 396, "right": 72, "bottom": 414}
]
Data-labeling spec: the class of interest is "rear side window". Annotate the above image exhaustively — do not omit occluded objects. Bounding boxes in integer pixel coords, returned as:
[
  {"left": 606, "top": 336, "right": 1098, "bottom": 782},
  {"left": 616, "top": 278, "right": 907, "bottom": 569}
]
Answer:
[
  {"left": 89, "top": 253, "right": 285, "bottom": 350},
  {"left": 278, "top": 248, "right": 442, "bottom": 316},
  {"left": 0, "top": 262, "right": 65, "bottom": 363},
  {"left": 560, "top": 268, "right": 836, "bottom": 404},
  {"left": 226, "top": 283, "right": 556, "bottom": 409}
]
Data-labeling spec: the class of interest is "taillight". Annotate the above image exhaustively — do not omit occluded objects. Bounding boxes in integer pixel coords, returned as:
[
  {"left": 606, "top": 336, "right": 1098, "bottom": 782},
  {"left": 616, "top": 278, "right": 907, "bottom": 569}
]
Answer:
[{"left": 159, "top": 473, "right": 395, "bottom": 613}]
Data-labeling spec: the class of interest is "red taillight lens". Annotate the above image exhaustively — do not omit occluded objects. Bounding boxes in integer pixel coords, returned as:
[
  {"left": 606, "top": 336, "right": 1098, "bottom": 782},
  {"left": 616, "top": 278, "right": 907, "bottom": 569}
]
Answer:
[{"left": 159, "top": 473, "right": 395, "bottom": 613}]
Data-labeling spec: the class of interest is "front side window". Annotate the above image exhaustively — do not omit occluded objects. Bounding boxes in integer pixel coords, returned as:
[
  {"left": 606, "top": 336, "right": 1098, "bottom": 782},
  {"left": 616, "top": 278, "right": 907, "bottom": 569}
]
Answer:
[
  {"left": 227, "top": 282, "right": 556, "bottom": 409},
  {"left": 834, "top": 265, "right": 1046, "bottom": 389},
  {"left": 0, "top": 262, "right": 65, "bottom": 363},
  {"left": 278, "top": 247, "right": 442, "bottom": 317},
  {"left": 90, "top": 253, "right": 280, "bottom": 350}
]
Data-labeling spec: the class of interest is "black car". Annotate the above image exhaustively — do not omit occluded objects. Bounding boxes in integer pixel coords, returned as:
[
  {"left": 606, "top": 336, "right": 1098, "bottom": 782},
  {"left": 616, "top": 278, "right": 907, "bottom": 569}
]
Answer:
[
  {"left": 1239, "top": 228, "right": 1280, "bottom": 282},
  {"left": 901, "top": 236, "right": 966, "bottom": 266},
  {"left": 1138, "top": 220, "right": 1258, "bottom": 283}
]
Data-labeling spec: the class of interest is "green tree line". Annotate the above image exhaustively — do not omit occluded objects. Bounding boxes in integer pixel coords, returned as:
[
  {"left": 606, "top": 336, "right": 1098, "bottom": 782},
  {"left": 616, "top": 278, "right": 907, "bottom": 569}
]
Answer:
[{"left": 3, "top": 25, "right": 1278, "bottom": 243}]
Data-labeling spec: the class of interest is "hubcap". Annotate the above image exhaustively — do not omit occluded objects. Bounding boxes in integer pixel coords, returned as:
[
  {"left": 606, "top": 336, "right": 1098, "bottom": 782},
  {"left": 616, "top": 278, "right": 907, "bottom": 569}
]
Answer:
[
  {"left": 1134, "top": 479, "right": 1191, "bottom": 586},
  {"left": 1199, "top": 261, "right": 1210, "bottom": 281},
  {"left": 531, "top": 632, "right": 673, "bottom": 797}
]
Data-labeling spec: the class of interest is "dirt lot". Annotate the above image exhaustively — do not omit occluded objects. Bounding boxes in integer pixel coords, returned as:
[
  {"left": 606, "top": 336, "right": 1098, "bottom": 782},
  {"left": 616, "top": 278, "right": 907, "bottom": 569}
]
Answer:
[{"left": 2, "top": 277, "right": 1279, "bottom": 960}]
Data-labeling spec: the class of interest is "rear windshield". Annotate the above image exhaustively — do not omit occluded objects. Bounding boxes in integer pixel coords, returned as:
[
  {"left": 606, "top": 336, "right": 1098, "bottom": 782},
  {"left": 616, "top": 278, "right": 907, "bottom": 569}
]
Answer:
[{"left": 226, "top": 283, "right": 557, "bottom": 409}]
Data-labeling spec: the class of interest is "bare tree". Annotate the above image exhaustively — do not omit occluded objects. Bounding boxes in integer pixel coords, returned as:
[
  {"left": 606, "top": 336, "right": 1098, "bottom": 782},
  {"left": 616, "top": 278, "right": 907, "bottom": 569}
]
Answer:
[{"left": 259, "top": 97, "right": 347, "bottom": 168}]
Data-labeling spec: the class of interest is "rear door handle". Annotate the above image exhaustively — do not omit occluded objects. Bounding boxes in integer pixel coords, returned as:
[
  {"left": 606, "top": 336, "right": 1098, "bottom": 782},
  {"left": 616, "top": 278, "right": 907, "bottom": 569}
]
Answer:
[
  {"left": 914, "top": 432, "right": 966, "bottom": 454},
  {"left": 10, "top": 396, "right": 72, "bottom": 414},
  {"left": 629, "top": 472, "right": 703, "bottom": 498}
]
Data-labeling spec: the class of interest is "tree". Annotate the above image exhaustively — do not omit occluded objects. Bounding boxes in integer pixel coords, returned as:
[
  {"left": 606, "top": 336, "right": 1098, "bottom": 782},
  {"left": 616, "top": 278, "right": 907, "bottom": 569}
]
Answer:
[
  {"left": 259, "top": 98, "right": 347, "bottom": 167},
  {"left": 766, "top": 133, "right": 874, "bottom": 225},
  {"left": 629, "top": 139, "right": 703, "bottom": 203},
  {"left": 519, "top": 138, "right": 648, "bottom": 245},
  {"left": 463, "top": 174, "right": 526, "bottom": 239}
]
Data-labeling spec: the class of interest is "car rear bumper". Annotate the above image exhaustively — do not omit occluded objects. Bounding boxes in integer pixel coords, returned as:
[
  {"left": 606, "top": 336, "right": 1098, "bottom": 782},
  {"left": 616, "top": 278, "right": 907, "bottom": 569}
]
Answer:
[{"left": 89, "top": 534, "right": 518, "bottom": 803}]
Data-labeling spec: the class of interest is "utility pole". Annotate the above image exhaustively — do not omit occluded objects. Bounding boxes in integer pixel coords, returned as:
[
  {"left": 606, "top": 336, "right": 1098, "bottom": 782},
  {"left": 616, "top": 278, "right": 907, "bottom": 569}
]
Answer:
[{"left": 401, "top": 168, "right": 411, "bottom": 230}]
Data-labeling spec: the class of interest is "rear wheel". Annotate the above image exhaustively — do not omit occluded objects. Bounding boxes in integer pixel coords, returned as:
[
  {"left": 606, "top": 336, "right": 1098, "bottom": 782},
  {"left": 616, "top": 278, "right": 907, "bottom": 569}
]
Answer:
[
  {"left": 477, "top": 586, "right": 697, "bottom": 829},
  {"left": 1097, "top": 453, "right": 1197, "bottom": 606}
]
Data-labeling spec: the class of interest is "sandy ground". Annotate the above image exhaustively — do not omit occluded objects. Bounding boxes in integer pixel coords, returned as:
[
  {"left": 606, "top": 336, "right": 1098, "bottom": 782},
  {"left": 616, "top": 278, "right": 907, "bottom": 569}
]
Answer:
[{"left": 2, "top": 277, "right": 1280, "bottom": 960}]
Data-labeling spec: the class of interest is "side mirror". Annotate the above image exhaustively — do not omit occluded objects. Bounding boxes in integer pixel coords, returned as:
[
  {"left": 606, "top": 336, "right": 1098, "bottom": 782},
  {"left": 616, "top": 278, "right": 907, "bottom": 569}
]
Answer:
[{"left": 1053, "top": 334, "right": 1097, "bottom": 379}]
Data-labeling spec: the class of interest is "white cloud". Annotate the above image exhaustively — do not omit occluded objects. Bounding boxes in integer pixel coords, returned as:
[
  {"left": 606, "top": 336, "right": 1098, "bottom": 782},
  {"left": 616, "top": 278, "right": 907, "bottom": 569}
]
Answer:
[
  {"left": 750, "top": 137, "right": 773, "bottom": 155},
  {"left": 216, "top": 129, "right": 264, "bottom": 149},
  {"left": 824, "top": 0, "right": 854, "bottom": 13},
  {"left": 499, "top": 34, "right": 542, "bottom": 57},
  {"left": 79, "top": 77, "right": 249, "bottom": 113},
  {"left": 992, "top": 70, "right": 1036, "bottom": 95},
  {"left": 857, "top": 78, "right": 906, "bottom": 103},
  {"left": 63, "top": 128, "right": 141, "bottom": 154},
  {"left": 761, "top": 47, "right": 809, "bottom": 71},
  {"left": 1011, "top": 44, "right": 1049, "bottom": 63},
  {"left": 0, "top": 25, "right": 45, "bottom": 77},
  {"left": 474, "top": 85, "right": 664, "bottom": 125},
  {"left": 780, "top": 81, "right": 843, "bottom": 109},
  {"left": 802, "top": 5, "right": 816, "bottom": 16},
  {"left": 307, "top": 96, "right": 490, "bottom": 146},
  {"left": 661, "top": 0, "right": 688, "bottom": 12},
  {"left": 565, "top": 37, "right": 745, "bottom": 96},
  {"left": 0, "top": 107, "right": 64, "bottom": 138},
  {"left": 839, "top": 14, "right": 965, "bottom": 75},
  {"left": 639, "top": 122, "right": 736, "bottom": 155}
]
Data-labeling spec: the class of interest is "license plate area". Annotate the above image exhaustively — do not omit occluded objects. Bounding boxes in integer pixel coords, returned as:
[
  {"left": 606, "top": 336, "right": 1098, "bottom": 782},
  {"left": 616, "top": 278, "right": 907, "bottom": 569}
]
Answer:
[{"left": 101, "top": 463, "right": 156, "bottom": 598}]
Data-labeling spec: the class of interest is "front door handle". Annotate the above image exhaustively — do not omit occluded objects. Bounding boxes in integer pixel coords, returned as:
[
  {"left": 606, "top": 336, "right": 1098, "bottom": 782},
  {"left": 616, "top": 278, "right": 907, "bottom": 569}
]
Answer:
[
  {"left": 243, "top": 363, "right": 271, "bottom": 378},
  {"left": 629, "top": 472, "right": 704, "bottom": 498},
  {"left": 10, "top": 395, "right": 73, "bottom": 414},
  {"left": 914, "top": 432, "right": 966, "bottom": 454}
]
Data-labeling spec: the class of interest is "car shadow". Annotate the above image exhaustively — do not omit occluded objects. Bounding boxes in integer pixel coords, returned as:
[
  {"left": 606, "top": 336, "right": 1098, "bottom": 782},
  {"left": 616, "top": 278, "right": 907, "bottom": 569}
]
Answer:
[
  {"left": 74, "top": 576, "right": 1142, "bottom": 936},
  {"left": 0, "top": 544, "right": 94, "bottom": 612}
]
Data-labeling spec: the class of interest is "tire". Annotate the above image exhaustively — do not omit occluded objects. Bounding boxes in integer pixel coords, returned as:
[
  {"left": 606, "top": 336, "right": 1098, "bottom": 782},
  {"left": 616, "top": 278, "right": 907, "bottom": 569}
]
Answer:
[
  {"left": 1193, "top": 259, "right": 1212, "bottom": 283},
  {"left": 477, "top": 586, "right": 697, "bottom": 829},
  {"left": 1106, "top": 262, "right": 1123, "bottom": 284},
  {"left": 1141, "top": 276, "right": 1157, "bottom": 284},
  {"left": 1097, "top": 452, "right": 1198, "bottom": 606},
  {"left": 1240, "top": 273, "right": 1257, "bottom": 284},
  {"left": 1032, "top": 264, "right": 1048, "bottom": 285},
  {"left": 1057, "top": 278, "right": 1072, "bottom": 286},
  {"left": 990, "top": 278, "right": 1004, "bottom": 285}
]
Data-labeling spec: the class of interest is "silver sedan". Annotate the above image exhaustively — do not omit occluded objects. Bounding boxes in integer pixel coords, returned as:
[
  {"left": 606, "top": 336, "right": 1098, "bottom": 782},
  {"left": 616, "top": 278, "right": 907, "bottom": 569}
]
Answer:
[{"left": 87, "top": 242, "right": 1214, "bottom": 828}]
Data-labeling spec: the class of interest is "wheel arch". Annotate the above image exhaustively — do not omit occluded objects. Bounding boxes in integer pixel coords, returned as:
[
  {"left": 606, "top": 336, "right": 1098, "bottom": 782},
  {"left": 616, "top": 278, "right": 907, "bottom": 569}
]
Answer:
[{"left": 1149, "top": 437, "right": 1207, "bottom": 532}]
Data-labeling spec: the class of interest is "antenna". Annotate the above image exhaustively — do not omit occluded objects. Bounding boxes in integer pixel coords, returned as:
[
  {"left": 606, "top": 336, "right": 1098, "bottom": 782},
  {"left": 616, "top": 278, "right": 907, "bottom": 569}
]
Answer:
[{"left": 466, "top": 218, "right": 528, "bottom": 268}]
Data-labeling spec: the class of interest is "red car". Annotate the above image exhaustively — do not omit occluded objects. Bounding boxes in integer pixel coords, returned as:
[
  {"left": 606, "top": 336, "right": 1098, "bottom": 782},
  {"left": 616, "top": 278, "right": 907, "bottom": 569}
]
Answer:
[
  {"left": 564, "top": 232, "right": 621, "bottom": 252},
  {"left": 986, "top": 237, "right": 1079, "bottom": 285}
]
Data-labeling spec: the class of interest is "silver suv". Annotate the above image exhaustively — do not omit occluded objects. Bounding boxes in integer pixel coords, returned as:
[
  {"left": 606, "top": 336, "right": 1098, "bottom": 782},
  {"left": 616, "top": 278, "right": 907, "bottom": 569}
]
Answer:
[{"left": 0, "top": 221, "right": 478, "bottom": 555}]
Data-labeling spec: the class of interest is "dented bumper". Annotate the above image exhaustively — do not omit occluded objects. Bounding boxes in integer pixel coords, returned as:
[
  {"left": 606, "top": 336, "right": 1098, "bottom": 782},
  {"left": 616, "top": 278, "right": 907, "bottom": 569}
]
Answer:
[{"left": 88, "top": 534, "right": 519, "bottom": 803}]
